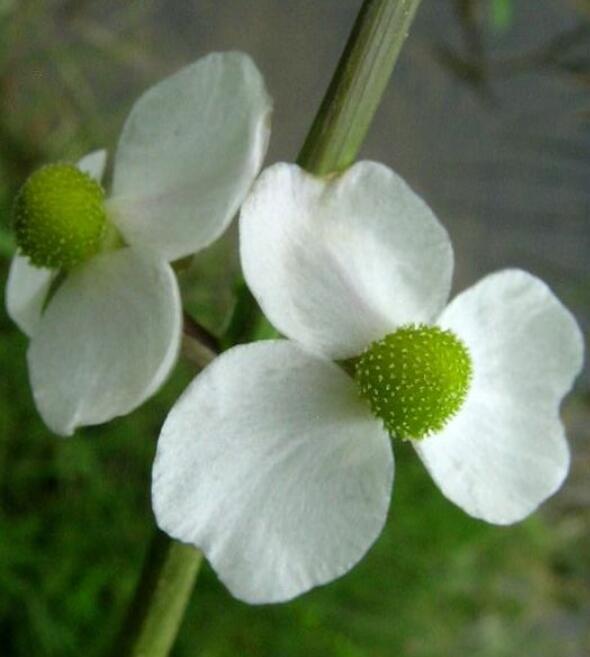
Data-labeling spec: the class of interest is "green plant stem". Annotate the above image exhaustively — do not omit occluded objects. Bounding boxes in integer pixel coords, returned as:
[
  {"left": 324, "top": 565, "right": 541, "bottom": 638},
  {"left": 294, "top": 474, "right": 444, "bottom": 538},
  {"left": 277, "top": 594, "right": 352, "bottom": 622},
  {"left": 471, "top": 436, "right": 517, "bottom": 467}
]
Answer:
[
  {"left": 231, "top": 0, "right": 423, "bottom": 337},
  {"left": 110, "top": 531, "right": 203, "bottom": 657},
  {"left": 298, "top": 0, "right": 422, "bottom": 174},
  {"left": 107, "top": 338, "right": 215, "bottom": 657},
  {"left": 109, "top": 1, "right": 422, "bottom": 655}
]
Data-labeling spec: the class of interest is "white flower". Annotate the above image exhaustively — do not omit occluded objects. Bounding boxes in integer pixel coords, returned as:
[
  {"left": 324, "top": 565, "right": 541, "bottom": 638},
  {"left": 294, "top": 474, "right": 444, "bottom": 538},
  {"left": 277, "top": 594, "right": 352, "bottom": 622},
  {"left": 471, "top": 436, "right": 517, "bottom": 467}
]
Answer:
[
  {"left": 5, "top": 52, "right": 272, "bottom": 436},
  {"left": 151, "top": 161, "right": 583, "bottom": 604}
]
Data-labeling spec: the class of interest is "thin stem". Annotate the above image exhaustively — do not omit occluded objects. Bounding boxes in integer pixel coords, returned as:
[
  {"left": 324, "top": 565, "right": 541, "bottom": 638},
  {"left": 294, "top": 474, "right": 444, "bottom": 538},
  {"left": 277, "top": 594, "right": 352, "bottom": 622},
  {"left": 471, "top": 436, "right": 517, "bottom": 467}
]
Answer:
[
  {"left": 182, "top": 312, "right": 219, "bottom": 367},
  {"left": 298, "top": 0, "right": 422, "bottom": 175},
  {"left": 183, "top": 312, "right": 220, "bottom": 353},
  {"left": 109, "top": 532, "right": 203, "bottom": 657},
  {"left": 108, "top": 1, "right": 423, "bottom": 655},
  {"left": 232, "top": 0, "right": 423, "bottom": 336},
  {"left": 107, "top": 331, "right": 216, "bottom": 657},
  {"left": 181, "top": 333, "right": 217, "bottom": 369}
]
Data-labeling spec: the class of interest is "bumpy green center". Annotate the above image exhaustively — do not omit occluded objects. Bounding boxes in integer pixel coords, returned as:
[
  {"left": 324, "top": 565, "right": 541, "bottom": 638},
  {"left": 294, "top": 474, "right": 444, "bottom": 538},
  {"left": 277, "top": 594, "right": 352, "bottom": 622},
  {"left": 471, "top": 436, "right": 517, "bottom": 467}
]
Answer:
[
  {"left": 355, "top": 324, "right": 472, "bottom": 440},
  {"left": 13, "top": 163, "right": 108, "bottom": 269}
]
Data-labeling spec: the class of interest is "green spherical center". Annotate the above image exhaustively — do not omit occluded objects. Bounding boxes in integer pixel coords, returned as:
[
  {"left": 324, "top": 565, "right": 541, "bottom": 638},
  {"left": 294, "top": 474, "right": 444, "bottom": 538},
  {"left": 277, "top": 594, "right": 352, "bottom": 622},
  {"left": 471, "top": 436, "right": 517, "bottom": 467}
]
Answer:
[
  {"left": 13, "top": 163, "right": 108, "bottom": 269},
  {"left": 355, "top": 324, "right": 472, "bottom": 440}
]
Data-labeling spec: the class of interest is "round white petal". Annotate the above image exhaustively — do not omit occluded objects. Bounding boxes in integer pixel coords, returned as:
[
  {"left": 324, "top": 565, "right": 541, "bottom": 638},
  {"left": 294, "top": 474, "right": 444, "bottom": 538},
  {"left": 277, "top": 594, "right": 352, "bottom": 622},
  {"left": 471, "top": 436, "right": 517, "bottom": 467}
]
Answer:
[
  {"left": 240, "top": 162, "right": 453, "bottom": 359},
  {"left": 152, "top": 340, "right": 393, "bottom": 604},
  {"left": 5, "top": 254, "right": 56, "bottom": 337},
  {"left": 28, "top": 248, "right": 182, "bottom": 436},
  {"left": 109, "top": 52, "right": 272, "bottom": 261},
  {"left": 77, "top": 149, "right": 107, "bottom": 182},
  {"left": 416, "top": 269, "right": 584, "bottom": 524}
]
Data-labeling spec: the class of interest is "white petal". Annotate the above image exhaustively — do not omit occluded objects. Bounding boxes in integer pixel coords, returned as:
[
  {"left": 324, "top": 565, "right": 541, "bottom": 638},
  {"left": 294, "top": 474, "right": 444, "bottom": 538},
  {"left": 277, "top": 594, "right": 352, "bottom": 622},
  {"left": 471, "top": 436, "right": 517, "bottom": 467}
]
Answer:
[
  {"left": 152, "top": 340, "right": 393, "bottom": 603},
  {"left": 109, "top": 52, "right": 272, "bottom": 261},
  {"left": 28, "top": 248, "right": 182, "bottom": 436},
  {"left": 240, "top": 162, "right": 453, "bottom": 359},
  {"left": 5, "top": 254, "right": 56, "bottom": 337},
  {"left": 77, "top": 149, "right": 107, "bottom": 182},
  {"left": 416, "top": 270, "right": 584, "bottom": 524}
]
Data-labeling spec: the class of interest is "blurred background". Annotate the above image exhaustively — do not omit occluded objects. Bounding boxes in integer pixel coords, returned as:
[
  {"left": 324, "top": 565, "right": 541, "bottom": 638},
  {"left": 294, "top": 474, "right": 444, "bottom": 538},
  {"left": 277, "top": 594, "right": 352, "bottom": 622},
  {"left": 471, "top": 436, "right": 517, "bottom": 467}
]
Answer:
[{"left": 0, "top": 0, "right": 589, "bottom": 655}]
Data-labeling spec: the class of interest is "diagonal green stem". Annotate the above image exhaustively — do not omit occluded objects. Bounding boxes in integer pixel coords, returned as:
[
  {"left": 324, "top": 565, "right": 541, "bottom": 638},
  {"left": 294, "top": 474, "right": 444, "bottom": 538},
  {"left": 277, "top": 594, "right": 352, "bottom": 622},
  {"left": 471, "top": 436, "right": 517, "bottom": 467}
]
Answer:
[
  {"left": 298, "top": 0, "right": 422, "bottom": 175},
  {"left": 228, "top": 0, "right": 423, "bottom": 341},
  {"left": 108, "top": 1, "right": 422, "bottom": 655},
  {"left": 106, "top": 336, "right": 215, "bottom": 657},
  {"left": 109, "top": 532, "right": 203, "bottom": 657}
]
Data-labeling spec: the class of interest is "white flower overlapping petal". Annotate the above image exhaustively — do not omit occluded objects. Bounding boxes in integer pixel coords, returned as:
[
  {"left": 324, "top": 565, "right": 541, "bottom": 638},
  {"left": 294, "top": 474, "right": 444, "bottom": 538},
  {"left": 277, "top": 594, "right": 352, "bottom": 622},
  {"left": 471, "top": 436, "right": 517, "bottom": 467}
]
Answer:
[
  {"left": 5, "top": 52, "right": 272, "bottom": 436},
  {"left": 152, "top": 161, "right": 583, "bottom": 604},
  {"left": 154, "top": 340, "right": 393, "bottom": 604},
  {"left": 240, "top": 162, "right": 453, "bottom": 358}
]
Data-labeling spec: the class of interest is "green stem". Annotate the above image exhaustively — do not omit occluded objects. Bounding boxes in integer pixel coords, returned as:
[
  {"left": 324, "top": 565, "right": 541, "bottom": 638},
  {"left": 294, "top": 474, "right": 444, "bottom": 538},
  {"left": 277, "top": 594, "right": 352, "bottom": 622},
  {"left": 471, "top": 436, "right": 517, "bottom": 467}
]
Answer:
[
  {"left": 107, "top": 336, "right": 214, "bottom": 657},
  {"left": 110, "top": 531, "right": 203, "bottom": 657},
  {"left": 109, "top": 1, "right": 422, "bottom": 655},
  {"left": 298, "top": 0, "right": 422, "bottom": 175},
  {"left": 234, "top": 0, "right": 423, "bottom": 337}
]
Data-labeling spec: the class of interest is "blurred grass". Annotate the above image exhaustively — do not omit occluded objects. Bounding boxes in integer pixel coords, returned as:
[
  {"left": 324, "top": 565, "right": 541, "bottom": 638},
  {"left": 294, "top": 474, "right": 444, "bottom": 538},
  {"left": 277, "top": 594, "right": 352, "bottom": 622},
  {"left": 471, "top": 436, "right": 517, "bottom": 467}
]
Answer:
[{"left": 0, "top": 1, "right": 589, "bottom": 656}]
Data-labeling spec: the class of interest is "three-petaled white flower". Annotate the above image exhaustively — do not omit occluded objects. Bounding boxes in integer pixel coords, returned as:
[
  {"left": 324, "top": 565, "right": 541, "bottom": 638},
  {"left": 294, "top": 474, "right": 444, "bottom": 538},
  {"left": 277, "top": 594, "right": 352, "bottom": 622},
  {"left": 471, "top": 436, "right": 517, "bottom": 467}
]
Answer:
[
  {"left": 5, "top": 52, "right": 272, "bottom": 436},
  {"left": 152, "top": 161, "right": 583, "bottom": 604}
]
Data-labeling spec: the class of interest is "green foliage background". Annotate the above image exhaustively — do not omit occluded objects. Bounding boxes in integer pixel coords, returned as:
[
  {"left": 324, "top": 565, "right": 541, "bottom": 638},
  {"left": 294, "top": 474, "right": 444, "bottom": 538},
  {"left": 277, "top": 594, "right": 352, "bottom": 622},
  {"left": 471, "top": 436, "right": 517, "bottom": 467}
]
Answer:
[{"left": 1, "top": 1, "right": 589, "bottom": 656}]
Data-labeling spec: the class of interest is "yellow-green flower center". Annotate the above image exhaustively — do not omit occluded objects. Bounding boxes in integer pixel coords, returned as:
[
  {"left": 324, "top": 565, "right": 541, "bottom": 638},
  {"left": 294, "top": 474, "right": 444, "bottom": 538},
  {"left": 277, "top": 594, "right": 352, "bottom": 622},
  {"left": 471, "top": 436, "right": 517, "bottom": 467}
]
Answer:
[
  {"left": 13, "top": 163, "right": 108, "bottom": 269},
  {"left": 355, "top": 324, "right": 472, "bottom": 441}
]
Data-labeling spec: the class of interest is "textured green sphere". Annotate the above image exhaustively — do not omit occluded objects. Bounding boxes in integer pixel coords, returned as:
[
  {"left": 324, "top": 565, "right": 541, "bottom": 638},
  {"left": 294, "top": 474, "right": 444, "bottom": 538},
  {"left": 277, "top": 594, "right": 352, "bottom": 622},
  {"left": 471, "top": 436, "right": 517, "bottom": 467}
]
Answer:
[
  {"left": 355, "top": 324, "right": 472, "bottom": 440},
  {"left": 13, "top": 163, "right": 107, "bottom": 269}
]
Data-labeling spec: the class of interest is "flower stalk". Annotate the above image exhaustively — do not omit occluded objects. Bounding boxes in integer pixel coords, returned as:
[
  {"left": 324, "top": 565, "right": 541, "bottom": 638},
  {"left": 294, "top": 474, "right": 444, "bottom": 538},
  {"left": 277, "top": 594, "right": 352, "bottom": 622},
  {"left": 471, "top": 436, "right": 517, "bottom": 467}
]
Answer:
[
  {"left": 298, "top": 0, "right": 422, "bottom": 175},
  {"left": 109, "top": 531, "right": 203, "bottom": 657},
  {"left": 109, "top": 0, "right": 422, "bottom": 654}
]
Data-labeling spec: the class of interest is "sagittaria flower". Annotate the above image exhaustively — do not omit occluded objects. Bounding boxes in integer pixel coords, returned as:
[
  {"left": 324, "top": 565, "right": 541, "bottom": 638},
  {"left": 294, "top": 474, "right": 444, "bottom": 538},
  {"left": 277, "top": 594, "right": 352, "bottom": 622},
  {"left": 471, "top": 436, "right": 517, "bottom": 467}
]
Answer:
[
  {"left": 5, "top": 52, "right": 272, "bottom": 436},
  {"left": 152, "top": 161, "right": 583, "bottom": 604}
]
